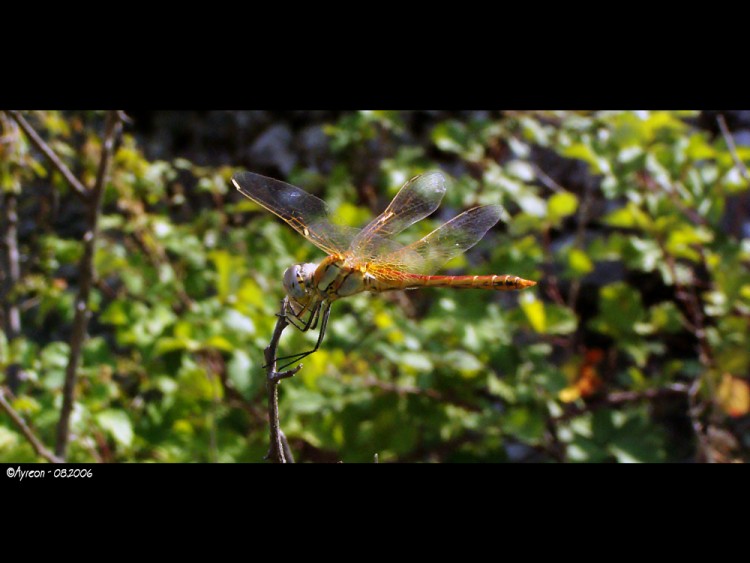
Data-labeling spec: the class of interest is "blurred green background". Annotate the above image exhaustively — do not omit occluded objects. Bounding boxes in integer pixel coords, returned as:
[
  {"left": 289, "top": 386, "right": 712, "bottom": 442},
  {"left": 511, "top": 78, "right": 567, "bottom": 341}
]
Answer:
[{"left": 1, "top": 110, "right": 749, "bottom": 462}]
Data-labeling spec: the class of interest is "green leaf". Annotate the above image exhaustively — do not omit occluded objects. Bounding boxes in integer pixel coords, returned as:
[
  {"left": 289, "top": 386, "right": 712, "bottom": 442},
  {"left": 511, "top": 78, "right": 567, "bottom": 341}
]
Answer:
[
  {"left": 504, "top": 406, "right": 545, "bottom": 444},
  {"left": 96, "top": 410, "right": 134, "bottom": 448},
  {"left": 520, "top": 293, "right": 546, "bottom": 333},
  {"left": 567, "top": 248, "right": 593, "bottom": 275},
  {"left": 222, "top": 309, "right": 255, "bottom": 336},
  {"left": 11, "top": 395, "right": 41, "bottom": 415},
  {"left": 182, "top": 365, "right": 221, "bottom": 401},
  {"left": 442, "top": 350, "right": 483, "bottom": 378},
  {"left": 40, "top": 341, "right": 70, "bottom": 370},
  {"left": 545, "top": 304, "right": 578, "bottom": 335},
  {"left": 227, "top": 349, "right": 259, "bottom": 397},
  {"left": 588, "top": 282, "right": 647, "bottom": 341},
  {"left": 648, "top": 302, "right": 684, "bottom": 333},
  {"left": 41, "top": 237, "right": 82, "bottom": 266},
  {"left": 0, "top": 423, "right": 20, "bottom": 449},
  {"left": 623, "top": 236, "right": 662, "bottom": 272},
  {"left": 547, "top": 192, "right": 578, "bottom": 224},
  {"left": 400, "top": 352, "right": 433, "bottom": 373},
  {"left": 210, "top": 250, "right": 245, "bottom": 303},
  {"left": 153, "top": 336, "right": 197, "bottom": 356},
  {"left": 603, "top": 203, "right": 652, "bottom": 230},
  {"left": 562, "top": 142, "right": 604, "bottom": 173},
  {"left": 204, "top": 335, "right": 235, "bottom": 352}
]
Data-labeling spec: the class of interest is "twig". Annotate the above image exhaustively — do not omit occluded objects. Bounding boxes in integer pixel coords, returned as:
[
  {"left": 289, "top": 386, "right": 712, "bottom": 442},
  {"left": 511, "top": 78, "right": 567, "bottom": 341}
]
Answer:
[
  {"left": 567, "top": 180, "right": 594, "bottom": 310},
  {"left": 1, "top": 191, "right": 22, "bottom": 393},
  {"left": 279, "top": 430, "right": 295, "bottom": 463},
  {"left": 651, "top": 233, "right": 715, "bottom": 461},
  {"left": 0, "top": 387, "right": 63, "bottom": 463},
  {"left": 554, "top": 383, "right": 690, "bottom": 422},
  {"left": 5, "top": 110, "right": 89, "bottom": 201},
  {"left": 687, "top": 376, "right": 711, "bottom": 462},
  {"left": 540, "top": 227, "right": 566, "bottom": 306},
  {"left": 263, "top": 298, "right": 301, "bottom": 463},
  {"left": 0, "top": 115, "right": 23, "bottom": 393},
  {"left": 116, "top": 110, "right": 133, "bottom": 124},
  {"left": 214, "top": 351, "right": 266, "bottom": 423},
  {"left": 637, "top": 172, "right": 710, "bottom": 229},
  {"left": 55, "top": 111, "right": 122, "bottom": 459},
  {"left": 129, "top": 225, "right": 193, "bottom": 313},
  {"left": 717, "top": 114, "right": 750, "bottom": 182},
  {"left": 399, "top": 430, "right": 484, "bottom": 462},
  {"left": 361, "top": 376, "right": 481, "bottom": 412},
  {"left": 531, "top": 162, "right": 565, "bottom": 193}
]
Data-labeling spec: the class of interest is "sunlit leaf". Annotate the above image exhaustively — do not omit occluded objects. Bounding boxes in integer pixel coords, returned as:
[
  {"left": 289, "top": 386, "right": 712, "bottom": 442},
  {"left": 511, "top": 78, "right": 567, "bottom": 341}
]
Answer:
[
  {"left": 717, "top": 373, "right": 750, "bottom": 418},
  {"left": 520, "top": 292, "right": 546, "bottom": 333},
  {"left": 96, "top": 410, "right": 134, "bottom": 448},
  {"left": 547, "top": 192, "right": 578, "bottom": 224}
]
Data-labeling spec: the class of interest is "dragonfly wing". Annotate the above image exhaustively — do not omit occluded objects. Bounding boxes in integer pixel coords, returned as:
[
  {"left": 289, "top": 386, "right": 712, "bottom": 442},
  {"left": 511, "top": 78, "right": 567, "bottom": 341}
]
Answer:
[
  {"left": 381, "top": 204, "right": 505, "bottom": 275},
  {"left": 232, "top": 172, "right": 357, "bottom": 255},
  {"left": 348, "top": 171, "right": 447, "bottom": 258}
]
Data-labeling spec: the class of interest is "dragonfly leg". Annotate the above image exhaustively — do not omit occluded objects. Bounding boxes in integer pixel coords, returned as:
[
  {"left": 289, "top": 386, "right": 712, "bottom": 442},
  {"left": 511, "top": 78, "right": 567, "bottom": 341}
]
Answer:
[
  {"left": 274, "top": 302, "right": 332, "bottom": 371},
  {"left": 285, "top": 300, "right": 321, "bottom": 333}
]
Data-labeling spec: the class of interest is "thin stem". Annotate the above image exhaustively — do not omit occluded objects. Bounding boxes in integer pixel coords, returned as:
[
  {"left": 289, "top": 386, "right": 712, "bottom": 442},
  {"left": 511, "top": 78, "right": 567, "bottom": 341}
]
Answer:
[
  {"left": 717, "top": 114, "right": 750, "bottom": 182},
  {"left": 687, "top": 376, "right": 711, "bottom": 462},
  {"left": 0, "top": 387, "right": 63, "bottom": 463},
  {"left": 567, "top": 181, "right": 594, "bottom": 310},
  {"left": 1, "top": 193, "right": 22, "bottom": 392},
  {"left": 0, "top": 115, "right": 23, "bottom": 392},
  {"left": 279, "top": 430, "right": 295, "bottom": 463},
  {"left": 5, "top": 110, "right": 90, "bottom": 201},
  {"left": 55, "top": 111, "right": 122, "bottom": 459},
  {"left": 654, "top": 232, "right": 715, "bottom": 462},
  {"left": 531, "top": 162, "right": 565, "bottom": 193},
  {"left": 554, "top": 383, "right": 690, "bottom": 422},
  {"left": 263, "top": 298, "right": 301, "bottom": 463},
  {"left": 540, "top": 226, "right": 566, "bottom": 306}
]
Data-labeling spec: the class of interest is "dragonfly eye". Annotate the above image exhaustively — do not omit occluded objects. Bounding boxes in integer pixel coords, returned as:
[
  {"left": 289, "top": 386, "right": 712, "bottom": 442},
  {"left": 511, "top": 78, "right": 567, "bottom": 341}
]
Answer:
[{"left": 283, "top": 263, "right": 317, "bottom": 299}]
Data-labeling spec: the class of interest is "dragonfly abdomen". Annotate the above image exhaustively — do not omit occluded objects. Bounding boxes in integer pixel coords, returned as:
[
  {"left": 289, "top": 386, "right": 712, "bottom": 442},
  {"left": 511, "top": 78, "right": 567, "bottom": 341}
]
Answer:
[{"left": 402, "top": 273, "right": 536, "bottom": 291}]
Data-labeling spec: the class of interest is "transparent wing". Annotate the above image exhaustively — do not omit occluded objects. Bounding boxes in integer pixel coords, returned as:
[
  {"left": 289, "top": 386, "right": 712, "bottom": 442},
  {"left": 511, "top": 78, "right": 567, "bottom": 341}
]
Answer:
[
  {"left": 348, "top": 171, "right": 447, "bottom": 259},
  {"left": 375, "top": 204, "right": 505, "bottom": 275},
  {"left": 232, "top": 171, "right": 357, "bottom": 255}
]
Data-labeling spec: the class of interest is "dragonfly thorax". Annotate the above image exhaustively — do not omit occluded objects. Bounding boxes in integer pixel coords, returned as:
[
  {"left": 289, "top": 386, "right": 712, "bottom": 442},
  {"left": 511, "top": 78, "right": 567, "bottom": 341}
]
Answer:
[{"left": 283, "top": 263, "right": 318, "bottom": 300}]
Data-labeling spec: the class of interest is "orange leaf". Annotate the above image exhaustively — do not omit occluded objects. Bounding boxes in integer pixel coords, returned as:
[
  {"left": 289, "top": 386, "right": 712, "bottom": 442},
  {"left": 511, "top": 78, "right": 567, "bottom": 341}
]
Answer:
[
  {"left": 577, "top": 365, "right": 603, "bottom": 398},
  {"left": 717, "top": 373, "right": 750, "bottom": 418}
]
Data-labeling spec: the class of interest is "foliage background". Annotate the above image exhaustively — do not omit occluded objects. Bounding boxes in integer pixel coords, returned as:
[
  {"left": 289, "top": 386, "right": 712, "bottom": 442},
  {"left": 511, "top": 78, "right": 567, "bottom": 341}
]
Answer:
[{"left": 1, "top": 110, "right": 749, "bottom": 462}]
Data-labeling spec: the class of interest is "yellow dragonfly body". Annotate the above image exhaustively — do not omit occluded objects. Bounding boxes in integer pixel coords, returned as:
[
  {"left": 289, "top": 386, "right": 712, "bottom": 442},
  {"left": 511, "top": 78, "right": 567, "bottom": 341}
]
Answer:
[{"left": 232, "top": 171, "right": 536, "bottom": 368}]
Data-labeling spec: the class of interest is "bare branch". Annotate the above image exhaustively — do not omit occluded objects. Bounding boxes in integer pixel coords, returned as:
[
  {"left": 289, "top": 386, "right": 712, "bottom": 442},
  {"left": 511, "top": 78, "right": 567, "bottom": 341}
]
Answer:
[
  {"left": 116, "top": 110, "right": 133, "bottom": 124},
  {"left": 554, "top": 383, "right": 690, "bottom": 422},
  {"left": 531, "top": 162, "right": 565, "bottom": 193},
  {"left": 687, "top": 376, "right": 712, "bottom": 462},
  {"left": 4, "top": 110, "right": 90, "bottom": 201},
  {"left": 0, "top": 114, "right": 23, "bottom": 392},
  {"left": 641, "top": 193, "right": 716, "bottom": 462},
  {"left": 638, "top": 172, "right": 711, "bottom": 229},
  {"left": 1, "top": 190, "right": 22, "bottom": 393},
  {"left": 717, "top": 114, "right": 750, "bottom": 182},
  {"left": 55, "top": 111, "right": 122, "bottom": 459},
  {"left": 263, "top": 298, "right": 299, "bottom": 463},
  {"left": 279, "top": 430, "right": 295, "bottom": 463},
  {"left": 0, "top": 387, "right": 63, "bottom": 463},
  {"left": 567, "top": 180, "right": 595, "bottom": 310},
  {"left": 361, "top": 376, "right": 481, "bottom": 412}
]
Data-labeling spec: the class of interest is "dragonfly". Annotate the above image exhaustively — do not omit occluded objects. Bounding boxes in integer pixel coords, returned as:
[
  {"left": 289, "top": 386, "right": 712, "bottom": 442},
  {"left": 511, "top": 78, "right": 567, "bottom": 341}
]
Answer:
[{"left": 232, "top": 170, "right": 536, "bottom": 370}]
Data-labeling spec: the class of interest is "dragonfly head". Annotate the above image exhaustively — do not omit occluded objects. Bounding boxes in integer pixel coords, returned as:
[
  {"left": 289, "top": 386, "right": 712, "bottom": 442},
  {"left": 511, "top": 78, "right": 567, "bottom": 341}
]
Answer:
[{"left": 283, "top": 263, "right": 318, "bottom": 301}]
